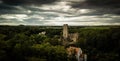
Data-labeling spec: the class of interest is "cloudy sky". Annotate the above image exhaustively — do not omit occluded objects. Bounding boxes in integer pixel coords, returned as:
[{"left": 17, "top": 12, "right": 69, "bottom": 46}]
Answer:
[{"left": 0, "top": 0, "right": 120, "bottom": 26}]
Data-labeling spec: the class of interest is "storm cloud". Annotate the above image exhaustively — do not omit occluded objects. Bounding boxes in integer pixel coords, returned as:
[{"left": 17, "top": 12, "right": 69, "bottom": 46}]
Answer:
[
  {"left": 1, "top": 0, "right": 58, "bottom": 5},
  {"left": 0, "top": 0, "right": 120, "bottom": 26}
]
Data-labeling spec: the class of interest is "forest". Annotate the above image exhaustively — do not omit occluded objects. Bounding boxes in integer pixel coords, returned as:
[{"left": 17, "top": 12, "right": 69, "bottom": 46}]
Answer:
[{"left": 0, "top": 25, "right": 119, "bottom": 61}]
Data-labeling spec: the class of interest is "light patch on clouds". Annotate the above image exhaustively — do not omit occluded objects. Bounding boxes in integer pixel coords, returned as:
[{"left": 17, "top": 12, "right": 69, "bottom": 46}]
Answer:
[
  {"left": 40, "top": 2, "right": 72, "bottom": 12},
  {"left": 61, "top": 0, "right": 86, "bottom": 2},
  {"left": 77, "top": 9, "right": 94, "bottom": 14},
  {"left": 39, "top": 1, "right": 94, "bottom": 15},
  {"left": 50, "top": 16, "right": 113, "bottom": 22},
  {"left": 0, "top": 14, "right": 28, "bottom": 21}
]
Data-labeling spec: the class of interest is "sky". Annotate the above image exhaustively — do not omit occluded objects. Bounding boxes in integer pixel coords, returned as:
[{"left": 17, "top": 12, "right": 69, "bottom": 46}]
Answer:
[{"left": 0, "top": 0, "right": 120, "bottom": 26}]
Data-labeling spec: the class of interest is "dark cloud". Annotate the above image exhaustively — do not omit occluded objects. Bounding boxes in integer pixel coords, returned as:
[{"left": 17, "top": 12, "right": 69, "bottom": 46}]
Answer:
[
  {"left": 71, "top": 0, "right": 120, "bottom": 8},
  {"left": 87, "top": 0, "right": 120, "bottom": 8},
  {"left": 0, "top": 3, "right": 22, "bottom": 14},
  {"left": 2, "top": 0, "right": 120, "bottom": 8},
  {"left": 69, "top": 0, "right": 120, "bottom": 15},
  {"left": 1, "top": 0, "right": 58, "bottom": 5},
  {"left": 1, "top": 0, "right": 23, "bottom": 5}
]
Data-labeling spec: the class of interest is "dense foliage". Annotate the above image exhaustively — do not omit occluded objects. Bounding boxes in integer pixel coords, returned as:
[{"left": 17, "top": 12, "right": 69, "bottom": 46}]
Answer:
[{"left": 0, "top": 25, "right": 120, "bottom": 61}]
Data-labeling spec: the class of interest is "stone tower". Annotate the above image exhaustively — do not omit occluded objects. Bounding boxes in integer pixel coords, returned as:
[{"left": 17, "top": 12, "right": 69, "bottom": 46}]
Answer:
[
  {"left": 63, "top": 24, "right": 68, "bottom": 39},
  {"left": 62, "top": 24, "right": 69, "bottom": 46}
]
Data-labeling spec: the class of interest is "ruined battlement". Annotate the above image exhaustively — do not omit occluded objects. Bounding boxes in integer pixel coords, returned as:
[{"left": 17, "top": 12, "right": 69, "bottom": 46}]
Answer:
[
  {"left": 62, "top": 24, "right": 87, "bottom": 61},
  {"left": 62, "top": 24, "right": 79, "bottom": 46}
]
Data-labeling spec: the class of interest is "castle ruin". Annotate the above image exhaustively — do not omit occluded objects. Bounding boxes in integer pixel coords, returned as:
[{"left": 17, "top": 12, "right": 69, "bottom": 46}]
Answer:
[
  {"left": 62, "top": 24, "right": 87, "bottom": 61},
  {"left": 62, "top": 24, "right": 79, "bottom": 46}
]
